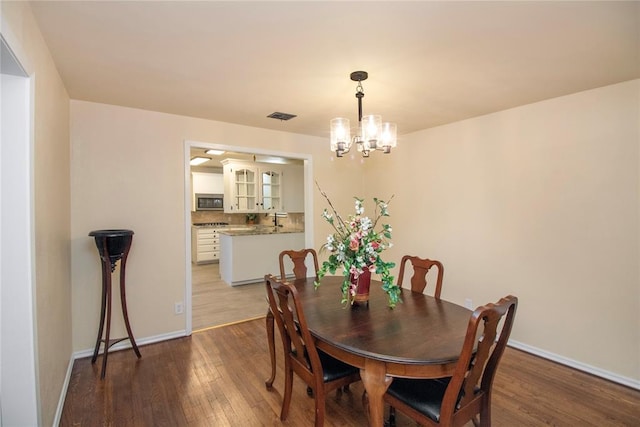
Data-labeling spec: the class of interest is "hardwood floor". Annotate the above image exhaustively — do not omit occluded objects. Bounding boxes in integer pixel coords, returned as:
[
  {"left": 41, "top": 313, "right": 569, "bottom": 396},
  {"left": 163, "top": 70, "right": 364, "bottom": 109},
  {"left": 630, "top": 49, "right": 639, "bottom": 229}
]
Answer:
[
  {"left": 191, "top": 262, "right": 267, "bottom": 330},
  {"left": 61, "top": 318, "right": 640, "bottom": 426}
]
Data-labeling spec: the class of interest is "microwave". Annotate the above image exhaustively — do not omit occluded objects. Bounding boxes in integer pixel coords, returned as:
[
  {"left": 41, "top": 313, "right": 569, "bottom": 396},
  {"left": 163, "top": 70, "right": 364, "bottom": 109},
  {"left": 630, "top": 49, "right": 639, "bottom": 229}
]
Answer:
[{"left": 195, "top": 193, "right": 224, "bottom": 211}]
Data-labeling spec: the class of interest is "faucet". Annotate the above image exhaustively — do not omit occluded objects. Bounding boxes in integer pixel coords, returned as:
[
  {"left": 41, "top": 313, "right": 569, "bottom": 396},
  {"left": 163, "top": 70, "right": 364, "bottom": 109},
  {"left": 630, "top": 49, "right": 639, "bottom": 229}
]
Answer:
[{"left": 267, "top": 212, "right": 284, "bottom": 229}]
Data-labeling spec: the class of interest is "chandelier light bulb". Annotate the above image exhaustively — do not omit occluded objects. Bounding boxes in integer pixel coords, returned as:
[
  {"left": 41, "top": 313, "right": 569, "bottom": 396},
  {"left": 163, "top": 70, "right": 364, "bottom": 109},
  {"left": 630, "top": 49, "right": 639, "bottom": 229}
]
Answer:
[
  {"left": 380, "top": 122, "right": 397, "bottom": 148},
  {"left": 361, "top": 115, "right": 381, "bottom": 149},
  {"left": 330, "top": 118, "right": 351, "bottom": 152}
]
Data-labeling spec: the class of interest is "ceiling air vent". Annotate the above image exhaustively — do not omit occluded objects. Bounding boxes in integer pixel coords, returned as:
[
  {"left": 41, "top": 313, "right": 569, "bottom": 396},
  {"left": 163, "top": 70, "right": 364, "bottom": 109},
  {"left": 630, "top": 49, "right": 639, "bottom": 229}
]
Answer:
[{"left": 267, "top": 112, "right": 297, "bottom": 121}]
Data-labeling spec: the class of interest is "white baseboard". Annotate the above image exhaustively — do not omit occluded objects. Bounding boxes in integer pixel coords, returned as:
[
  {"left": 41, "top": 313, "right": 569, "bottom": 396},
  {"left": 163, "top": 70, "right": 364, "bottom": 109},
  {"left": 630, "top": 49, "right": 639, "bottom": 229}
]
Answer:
[
  {"left": 508, "top": 340, "right": 640, "bottom": 391},
  {"left": 53, "top": 329, "right": 188, "bottom": 426},
  {"left": 72, "top": 329, "right": 188, "bottom": 360}
]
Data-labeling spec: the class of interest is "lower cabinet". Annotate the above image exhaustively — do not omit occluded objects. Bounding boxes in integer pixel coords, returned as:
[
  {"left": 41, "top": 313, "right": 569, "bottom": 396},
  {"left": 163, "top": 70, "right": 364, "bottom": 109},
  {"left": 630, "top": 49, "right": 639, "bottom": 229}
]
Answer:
[
  {"left": 191, "top": 227, "right": 220, "bottom": 264},
  {"left": 219, "top": 232, "right": 305, "bottom": 285}
]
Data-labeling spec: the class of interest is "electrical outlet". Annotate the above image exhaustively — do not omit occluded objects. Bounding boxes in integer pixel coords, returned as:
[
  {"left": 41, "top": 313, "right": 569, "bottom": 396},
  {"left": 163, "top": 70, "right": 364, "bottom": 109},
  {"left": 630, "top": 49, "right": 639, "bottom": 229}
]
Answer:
[
  {"left": 464, "top": 298, "right": 473, "bottom": 309},
  {"left": 174, "top": 302, "right": 184, "bottom": 315}
]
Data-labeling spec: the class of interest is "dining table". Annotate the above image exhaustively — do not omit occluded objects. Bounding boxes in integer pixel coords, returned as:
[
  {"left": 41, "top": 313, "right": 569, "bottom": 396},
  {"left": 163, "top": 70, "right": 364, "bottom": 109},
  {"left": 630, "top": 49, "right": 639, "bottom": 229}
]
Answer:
[{"left": 264, "top": 275, "right": 473, "bottom": 426}]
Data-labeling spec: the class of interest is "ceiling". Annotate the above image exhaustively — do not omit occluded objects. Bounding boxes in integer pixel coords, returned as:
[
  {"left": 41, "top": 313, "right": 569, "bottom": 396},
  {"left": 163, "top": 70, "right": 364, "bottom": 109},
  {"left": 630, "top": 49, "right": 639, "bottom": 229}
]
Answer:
[
  {"left": 189, "top": 147, "right": 304, "bottom": 169},
  {"left": 29, "top": 1, "right": 639, "bottom": 140}
]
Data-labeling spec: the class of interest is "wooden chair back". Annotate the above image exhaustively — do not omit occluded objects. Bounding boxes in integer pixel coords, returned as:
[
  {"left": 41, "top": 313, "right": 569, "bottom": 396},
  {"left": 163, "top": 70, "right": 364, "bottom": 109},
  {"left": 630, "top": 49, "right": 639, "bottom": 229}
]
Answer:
[
  {"left": 279, "top": 248, "right": 319, "bottom": 280},
  {"left": 265, "top": 248, "right": 319, "bottom": 392},
  {"left": 385, "top": 295, "right": 518, "bottom": 427},
  {"left": 397, "top": 255, "right": 444, "bottom": 298},
  {"left": 265, "top": 274, "right": 321, "bottom": 382},
  {"left": 444, "top": 295, "right": 518, "bottom": 423},
  {"left": 265, "top": 274, "right": 360, "bottom": 426}
]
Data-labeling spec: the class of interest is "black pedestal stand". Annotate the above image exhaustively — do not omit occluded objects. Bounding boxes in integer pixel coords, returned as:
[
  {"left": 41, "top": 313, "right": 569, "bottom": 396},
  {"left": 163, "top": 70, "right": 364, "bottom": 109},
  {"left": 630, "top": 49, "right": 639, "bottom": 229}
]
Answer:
[{"left": 89, "top": 229, "right": 141, "bottom": 379}]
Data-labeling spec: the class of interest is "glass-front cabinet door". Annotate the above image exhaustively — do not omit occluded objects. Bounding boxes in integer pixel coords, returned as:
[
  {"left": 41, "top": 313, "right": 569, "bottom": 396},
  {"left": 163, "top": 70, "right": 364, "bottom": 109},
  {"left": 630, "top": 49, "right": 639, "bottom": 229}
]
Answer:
[
  {"left": 232, "top": 166, "right": 257, "bottom": 212},
  {"left": 260, "top": 168, "right": 282, "bottom": 211},
  {"left": 222, "top": 159, "right": 283, "bottom": 213}
]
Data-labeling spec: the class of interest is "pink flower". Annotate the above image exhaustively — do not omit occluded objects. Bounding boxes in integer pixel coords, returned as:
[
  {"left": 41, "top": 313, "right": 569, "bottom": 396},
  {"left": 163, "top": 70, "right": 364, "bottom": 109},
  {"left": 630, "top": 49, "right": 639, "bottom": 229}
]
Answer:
[
  {"left": 349, "top": 236, "right": 360, "bottom": 251},
  {"left": 349, "top": 265, "right": 359, "bottom": 276}
]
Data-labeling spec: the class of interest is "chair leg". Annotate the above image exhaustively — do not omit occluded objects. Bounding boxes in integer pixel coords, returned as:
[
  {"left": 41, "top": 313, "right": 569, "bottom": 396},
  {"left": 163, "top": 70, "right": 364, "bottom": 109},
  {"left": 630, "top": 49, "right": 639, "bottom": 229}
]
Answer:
[
  {"left": 280, "top": 366, "right": 294, "bottom": 421},
  {"left": 478, "top": 406, "right": 490, "bottom": 427},
  {"left": 387, "top": 406, "right": 396, "bottom": 427},
  {"left": 477, "top": 396, "right": 491, "bottom": 427},
  {"left": 314, "top": 388, "right": 326, "bottom": 427},
  {"left": 362, "top": 391, "right": 370, "bottom": 424},
  {"left": 265, "top": 310, "right": 276, "bottom": 390}
]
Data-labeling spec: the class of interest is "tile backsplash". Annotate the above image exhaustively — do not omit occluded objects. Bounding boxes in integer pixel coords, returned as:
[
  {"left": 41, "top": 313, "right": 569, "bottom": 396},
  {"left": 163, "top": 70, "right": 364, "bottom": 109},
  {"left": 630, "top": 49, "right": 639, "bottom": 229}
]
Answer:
[{"left": 191, "top": 211, "right": 304, "bottom": 229}]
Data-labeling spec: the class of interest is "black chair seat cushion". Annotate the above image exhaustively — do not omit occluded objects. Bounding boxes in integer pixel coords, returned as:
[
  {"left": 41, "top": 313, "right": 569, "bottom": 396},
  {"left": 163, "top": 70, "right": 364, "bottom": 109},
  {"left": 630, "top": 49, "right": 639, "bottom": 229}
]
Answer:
[
  {"left": 318, "top": 349, "right": 359, "bottom": 382},
  {"left": 386, "top": 377, "right": 451, "bottom": 422}
]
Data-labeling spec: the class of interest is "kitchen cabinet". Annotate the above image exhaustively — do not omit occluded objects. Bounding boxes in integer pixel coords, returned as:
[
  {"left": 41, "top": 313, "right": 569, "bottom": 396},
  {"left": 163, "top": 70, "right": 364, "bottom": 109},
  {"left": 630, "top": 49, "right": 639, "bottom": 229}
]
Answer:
[
  {"left": 219, "top": 231, "right": 305, "bottom": 285},
  {"left": 191, "top": 227, "right": 221, "bottom": 264},
  {"left": 221, "top": 159, "right": 283, "bottom": 213},
  {"left": 282, "top": 164, "right": 304, "bottom": 212},
  {"left": 192, "top": 171, "right": 223, "bottom": 194},
  {"left": 191, "top": 172, "right": 223, "bottom": 211}
]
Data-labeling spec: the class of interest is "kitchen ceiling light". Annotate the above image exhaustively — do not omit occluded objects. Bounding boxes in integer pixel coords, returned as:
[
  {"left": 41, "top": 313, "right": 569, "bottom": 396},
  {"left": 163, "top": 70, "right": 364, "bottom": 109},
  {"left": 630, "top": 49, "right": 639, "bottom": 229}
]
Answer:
[
  {"left": 205, "top": 149, "right": 225, "bottom": 156},
  {"left": 330, "top": 71, "right": 397, "bottom": 158},
  {"left": 190, "top": 156, "right": 210, "bottom": 166}
]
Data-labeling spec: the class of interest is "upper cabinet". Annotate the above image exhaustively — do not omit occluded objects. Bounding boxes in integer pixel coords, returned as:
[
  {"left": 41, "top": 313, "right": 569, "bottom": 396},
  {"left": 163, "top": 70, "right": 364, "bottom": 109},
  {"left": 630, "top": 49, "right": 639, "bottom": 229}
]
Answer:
[
  {"left": 192, "top": 171, "right": 224, "bottom": 194},
  {"left": 222, "top": 159, "right": 283, "bottom": 213},
  {"left": 260, "top": 167, "right": 282, "bottom": 211},
  {"left": 282, "top": 163, "right": 304, "bottom": 212},
  {"left": 191, "top": 171, "right": 224, "bottom": 211}
]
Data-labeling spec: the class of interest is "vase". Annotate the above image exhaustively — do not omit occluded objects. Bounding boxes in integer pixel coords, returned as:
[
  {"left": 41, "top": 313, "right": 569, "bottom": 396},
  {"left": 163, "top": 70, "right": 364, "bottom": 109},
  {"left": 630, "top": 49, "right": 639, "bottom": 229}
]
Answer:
[{"left": 350, "top": 268, "right": 371, "bottom": 306}]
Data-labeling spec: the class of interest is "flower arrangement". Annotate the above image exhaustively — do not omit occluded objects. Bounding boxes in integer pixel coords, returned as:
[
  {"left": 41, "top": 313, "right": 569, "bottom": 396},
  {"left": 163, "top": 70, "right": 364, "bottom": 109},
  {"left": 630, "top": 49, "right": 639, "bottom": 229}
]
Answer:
[{"left": 314, "top": 184, "right": 401, "bottom": 308}]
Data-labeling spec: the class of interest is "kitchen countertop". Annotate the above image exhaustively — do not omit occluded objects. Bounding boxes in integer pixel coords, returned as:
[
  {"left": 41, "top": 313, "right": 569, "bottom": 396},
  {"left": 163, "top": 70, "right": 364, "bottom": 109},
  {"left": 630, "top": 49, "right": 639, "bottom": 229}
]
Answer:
[{"left": 219, "top": 226, "right": 304, "bottom": 236}]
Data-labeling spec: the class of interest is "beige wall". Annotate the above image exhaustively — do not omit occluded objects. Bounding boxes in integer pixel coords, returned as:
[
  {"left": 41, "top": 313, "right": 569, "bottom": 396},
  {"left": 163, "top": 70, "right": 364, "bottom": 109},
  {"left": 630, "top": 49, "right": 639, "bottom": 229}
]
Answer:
[
  {"left": 71, "top": 81, "right": 639, "bottom": 386},
  {"left": 4, "top": 3, "right": 637, "bottom": 425},
  {"left": 70, "top": 100, "right": 366, "bottom": 352},
  {"left": 1, "top": 2, "right": 72, "bottom": 426},
  {"left": 365, "top": 80, "right": 640, "bottom": 381}
]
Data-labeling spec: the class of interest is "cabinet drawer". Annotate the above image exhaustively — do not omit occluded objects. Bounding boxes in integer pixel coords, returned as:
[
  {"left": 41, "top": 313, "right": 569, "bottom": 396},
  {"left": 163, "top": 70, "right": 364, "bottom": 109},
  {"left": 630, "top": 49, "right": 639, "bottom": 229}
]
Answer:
[
  {"left": 198, "top": 251, "right": 217, "bottom": 262},
  {"left": 198, "top": 237, "right": 216, "bottom": 245}
]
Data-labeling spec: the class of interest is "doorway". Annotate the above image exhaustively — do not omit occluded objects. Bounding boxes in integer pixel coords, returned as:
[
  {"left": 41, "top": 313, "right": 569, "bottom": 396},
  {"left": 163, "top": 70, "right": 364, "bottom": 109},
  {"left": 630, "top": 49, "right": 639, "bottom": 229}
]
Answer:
[
  {"left": 183, "top": 140, "right": 313, "bottom": 334},
  {"left": 1, "top": 35, "right": 40, "bottom": 425}
]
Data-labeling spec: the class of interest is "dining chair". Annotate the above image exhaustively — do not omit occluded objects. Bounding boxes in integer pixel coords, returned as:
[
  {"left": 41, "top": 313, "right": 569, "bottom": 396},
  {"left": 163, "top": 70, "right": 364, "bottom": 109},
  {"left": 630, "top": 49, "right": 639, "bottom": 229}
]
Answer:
[
  {"left": 266, "top": 248, "right": 320, "bottom": 390},
  {"left": 265, "top": 274, "right": 361, "bottom": 427},
  {"left": 279, "top": 248, "right": 320, "bottom": 280},
  {"left": 397, "top": 255, "right": 444, "bottom": 298},
  {"left": 384, "top": 295, "right": 518, "bottom": 427}
]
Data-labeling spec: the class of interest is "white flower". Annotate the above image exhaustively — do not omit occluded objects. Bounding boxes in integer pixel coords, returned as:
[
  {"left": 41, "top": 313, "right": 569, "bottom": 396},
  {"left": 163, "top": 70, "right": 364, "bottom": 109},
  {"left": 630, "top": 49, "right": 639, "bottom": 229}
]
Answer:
[{"left": 360, "top": 216, "right": 372, "bottom": 231}]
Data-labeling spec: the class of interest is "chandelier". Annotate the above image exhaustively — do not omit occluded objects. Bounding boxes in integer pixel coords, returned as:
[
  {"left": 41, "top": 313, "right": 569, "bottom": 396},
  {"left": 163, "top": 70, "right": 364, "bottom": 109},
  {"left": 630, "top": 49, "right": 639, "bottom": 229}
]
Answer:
[{"left": 330, "top": 71, "right": 397, "bottom": 158}]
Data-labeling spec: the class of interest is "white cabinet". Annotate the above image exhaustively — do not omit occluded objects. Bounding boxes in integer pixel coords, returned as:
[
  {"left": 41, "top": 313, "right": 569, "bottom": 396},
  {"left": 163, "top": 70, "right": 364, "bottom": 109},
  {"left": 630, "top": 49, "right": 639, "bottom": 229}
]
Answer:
[
  {"left": 191, "top": 172, "right": 224, "bottom": 211},
  {"left": 222, "top": 160, "right": 283, "bottom": 213},
  {"left": 282, "top": 164, "right": 304, "bottom": 212},
  {"left": 220, "top": 231, "right": 305, "bottom": 285},
  {"left": 192, "top": 172, "right": 223, "bottom": 194},
  {"left": 260, "top": 167, "right": 283, "bottom": 211},
  {"left": 191, "top": 227, "right": 221, "bottom": 264}
]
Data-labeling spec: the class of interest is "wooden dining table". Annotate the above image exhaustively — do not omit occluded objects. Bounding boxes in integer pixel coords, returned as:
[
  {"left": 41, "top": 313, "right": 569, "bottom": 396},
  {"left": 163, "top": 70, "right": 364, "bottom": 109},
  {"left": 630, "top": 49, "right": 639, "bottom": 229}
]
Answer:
[{"left": 265, "top": 276, "right": 473, "bottom": 426}]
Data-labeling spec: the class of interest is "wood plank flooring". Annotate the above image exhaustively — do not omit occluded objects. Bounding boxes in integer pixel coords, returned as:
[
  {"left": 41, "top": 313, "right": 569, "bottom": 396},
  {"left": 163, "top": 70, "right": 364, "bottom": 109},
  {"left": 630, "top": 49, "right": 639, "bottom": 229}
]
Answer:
[
  {"left": 61, "top": 318, "right": 640, "bottom": 426},
  {"left": 191, "top": 262, "right": 267, "bottom": 330}
]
